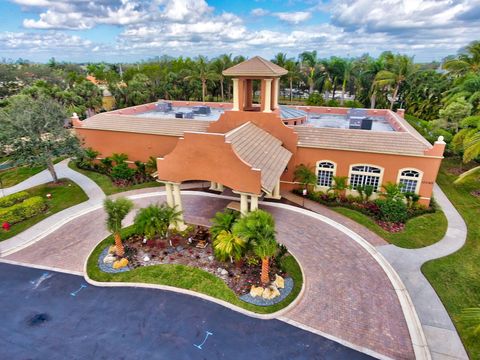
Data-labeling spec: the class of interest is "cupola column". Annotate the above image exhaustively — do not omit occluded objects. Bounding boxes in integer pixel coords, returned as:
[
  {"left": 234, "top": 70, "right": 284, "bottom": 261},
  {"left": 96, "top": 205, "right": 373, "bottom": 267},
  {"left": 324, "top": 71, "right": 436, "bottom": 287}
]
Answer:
[
  {"left": 263, "top": 78, "right": 272, "bottom": 113},
  {"left": 232, "top": 78, "right": 240, "bottom": 111}
]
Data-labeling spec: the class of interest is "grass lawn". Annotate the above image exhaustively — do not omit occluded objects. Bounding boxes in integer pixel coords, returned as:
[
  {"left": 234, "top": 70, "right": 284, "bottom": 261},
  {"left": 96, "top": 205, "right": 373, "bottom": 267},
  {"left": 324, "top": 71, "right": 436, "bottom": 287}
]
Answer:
[
  {"left": 0, "top": 165, "right": 46, "bottom": 188},
  {"left": 422, "top": 157, "right": 480, "bottom": 359},
  {"left": 0, "top": 157, "right": 68, "bottom": 188},
  {"left": 0, "top": 179, "right": 88, "bottom": 241},
  {"left": 87, "top": 227, "right": 303, "bottom": 314},
  {"left": 333, "top": 207, "right": 448, "bottom": 248},
  {"left": 68, "top": 162, "right": 161, "bottom": 195}
]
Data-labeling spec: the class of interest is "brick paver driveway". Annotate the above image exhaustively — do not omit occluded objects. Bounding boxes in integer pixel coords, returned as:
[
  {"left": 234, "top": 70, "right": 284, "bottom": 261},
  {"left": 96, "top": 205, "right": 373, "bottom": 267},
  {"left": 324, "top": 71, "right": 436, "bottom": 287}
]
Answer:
[{"left": 5, "top": 192, "right": 413, "bottom": 359}]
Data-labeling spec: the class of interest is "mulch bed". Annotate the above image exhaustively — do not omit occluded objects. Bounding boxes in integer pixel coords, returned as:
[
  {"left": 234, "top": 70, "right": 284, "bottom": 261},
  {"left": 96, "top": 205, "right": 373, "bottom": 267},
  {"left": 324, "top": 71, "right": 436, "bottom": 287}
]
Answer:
[
  {"left": 376, "top": 221, "right": 405, "bottom": 233},
  {"left": 121, "top": 225, "right": 287, "bottom": 296}
]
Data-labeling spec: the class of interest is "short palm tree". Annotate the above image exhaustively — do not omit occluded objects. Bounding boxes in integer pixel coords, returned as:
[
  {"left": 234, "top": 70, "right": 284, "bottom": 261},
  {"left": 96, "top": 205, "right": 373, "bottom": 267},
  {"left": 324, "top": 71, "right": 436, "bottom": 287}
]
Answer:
[
  {"left": 209, "top": 209, "right": 239, "bottom": 241},
  {"left": 213, "top": 230, "right": 246, "bottom": 263},
  {"left": 328, "top": 176, "right": 349, "bottom": 197},
  {"left": 104, "top": 197, "right": 134, "bottom": 257},
  {"left": 111, "top": 152, "right": 128, "bottom": 165},
  {"left": 233, "top": 210, "right": 277, "bottom": 285},
  {"left": 380, "top": 182, "right": 405, "bottom": 202},
  {"left": 293, "top": 164, "right": 317, "bottom": 193}
]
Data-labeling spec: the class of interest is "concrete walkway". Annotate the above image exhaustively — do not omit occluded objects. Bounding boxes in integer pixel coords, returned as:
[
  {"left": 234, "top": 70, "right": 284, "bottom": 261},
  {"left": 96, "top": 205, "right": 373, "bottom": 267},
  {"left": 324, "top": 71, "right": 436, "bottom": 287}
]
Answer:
[
  {"left": 284, "top": 187, "right": 469, "bottom": 360},
  {"left": 0, "top": 159, "right": 105, "bottom": 256},
  {"left": 378, "top": 185, "right": 469, "bottom": 360}
]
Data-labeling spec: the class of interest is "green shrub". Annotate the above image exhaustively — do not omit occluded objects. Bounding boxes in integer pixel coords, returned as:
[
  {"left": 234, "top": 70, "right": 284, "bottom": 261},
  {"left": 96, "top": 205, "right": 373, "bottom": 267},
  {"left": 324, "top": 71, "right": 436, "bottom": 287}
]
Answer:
[
  {"left": 110, "top": 163, "right": 135, "bottom": 180},
  {"left": 344, "top": 100, "right": 364, "bottom": 108},
  {"left": 326, "top": 99, "right": 339, "bottom": 107},
  {"left": 305, "top": 93, "right": 324, "bottom": 106},
  {"left": 0, "top": 191, "right": 29, "bottom": 208},
  {"left": 376, "top": 199, "right": 408, "bottom": 223},
  {"left": 0, "top": 196, "right": 47, "bottom": 224}
]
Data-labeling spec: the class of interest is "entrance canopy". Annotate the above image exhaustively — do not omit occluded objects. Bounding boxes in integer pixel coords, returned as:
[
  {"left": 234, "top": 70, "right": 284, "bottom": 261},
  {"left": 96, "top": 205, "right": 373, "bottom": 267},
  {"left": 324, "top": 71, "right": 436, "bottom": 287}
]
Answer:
[{"left": 156, "top": 122, "right": 292, "bottom": 195}]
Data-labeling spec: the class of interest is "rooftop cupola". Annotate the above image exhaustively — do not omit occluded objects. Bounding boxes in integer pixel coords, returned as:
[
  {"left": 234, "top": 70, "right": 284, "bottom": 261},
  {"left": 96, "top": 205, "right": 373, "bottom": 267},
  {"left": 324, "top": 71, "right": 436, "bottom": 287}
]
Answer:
[{"left": 223, "top": 56, "right": 288, "bottom": 113}]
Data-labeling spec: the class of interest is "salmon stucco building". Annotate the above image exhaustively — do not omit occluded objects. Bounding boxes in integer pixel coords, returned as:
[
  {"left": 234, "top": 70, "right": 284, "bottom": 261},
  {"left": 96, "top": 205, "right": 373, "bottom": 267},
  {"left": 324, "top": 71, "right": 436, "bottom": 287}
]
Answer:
[{"left": 73, "top": 56, "right": 445, "bottom": 226}]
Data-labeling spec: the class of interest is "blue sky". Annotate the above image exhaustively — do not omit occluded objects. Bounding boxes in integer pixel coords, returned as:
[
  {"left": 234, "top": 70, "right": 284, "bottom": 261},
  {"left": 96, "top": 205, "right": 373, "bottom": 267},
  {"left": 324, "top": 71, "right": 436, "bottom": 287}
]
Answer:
[{"left": 1, "top": 0, "right": 479, "bottom": 63}]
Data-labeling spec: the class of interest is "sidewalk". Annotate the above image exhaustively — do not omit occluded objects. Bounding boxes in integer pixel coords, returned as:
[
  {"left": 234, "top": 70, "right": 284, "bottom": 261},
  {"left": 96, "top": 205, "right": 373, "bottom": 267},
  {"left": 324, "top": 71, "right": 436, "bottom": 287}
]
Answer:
[{"left": 0, "top": 159, "right": 105, "bottom": 256}]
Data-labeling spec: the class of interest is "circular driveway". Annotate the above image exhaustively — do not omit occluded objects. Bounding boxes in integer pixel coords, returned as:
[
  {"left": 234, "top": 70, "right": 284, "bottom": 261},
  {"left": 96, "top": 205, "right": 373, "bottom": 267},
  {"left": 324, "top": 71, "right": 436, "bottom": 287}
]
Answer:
[{"left": 4, "top": 192, "right": 414, "bottom": 359}]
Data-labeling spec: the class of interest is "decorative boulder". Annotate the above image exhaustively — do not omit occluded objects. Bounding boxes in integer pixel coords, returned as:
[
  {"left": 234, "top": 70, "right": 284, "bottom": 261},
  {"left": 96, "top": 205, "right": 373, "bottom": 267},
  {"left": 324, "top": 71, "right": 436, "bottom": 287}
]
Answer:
[
  {"left": 143, "top": 255, "right": 150, "bottom": 262},
  {"left": 108, "top": 245, "right": 117, "bottom": 254},
  {"left": 113, "top": 258, "right": 129, "bottom": 269},
  {"left": 250, "top": 285, "right": 264, "bottom": 298},
  {"left": 262, "top": 285, "right": 280, "bottom": 300},
  {"left": 274, "top": 274, "right": 285, "bottom": 289},
  {"left": 103, "top": 254, "right": 116, "bottom": 264}
]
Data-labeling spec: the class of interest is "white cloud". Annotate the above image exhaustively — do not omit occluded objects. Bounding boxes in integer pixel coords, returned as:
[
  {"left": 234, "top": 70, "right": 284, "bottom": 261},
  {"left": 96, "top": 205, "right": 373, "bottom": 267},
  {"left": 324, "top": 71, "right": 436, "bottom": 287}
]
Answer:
[
  {"left": 273, "top": 11, "right": 311, "bottom": 24},
  {"left": 251, "top": 8, "right": 269, "bottom": 16}
]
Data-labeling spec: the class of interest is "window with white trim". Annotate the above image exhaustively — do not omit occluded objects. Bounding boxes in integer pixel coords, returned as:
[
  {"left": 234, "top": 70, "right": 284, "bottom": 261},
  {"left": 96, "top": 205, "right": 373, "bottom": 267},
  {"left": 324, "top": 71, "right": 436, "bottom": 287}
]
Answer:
[
  {"left": 349, "top": 165, "right": 382, "bottom": 191},
  {"left": 398, "top": 169, "right": 421, "bottom": 193},
  {"left": 316, "top": 161, "right": 335, "bottom": 187}
]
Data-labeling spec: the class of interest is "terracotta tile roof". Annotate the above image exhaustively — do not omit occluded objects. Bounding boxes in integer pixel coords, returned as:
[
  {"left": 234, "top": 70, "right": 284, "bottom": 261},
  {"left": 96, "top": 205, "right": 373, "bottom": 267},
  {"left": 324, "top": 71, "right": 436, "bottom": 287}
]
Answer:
[
  {"left": 294, "top": 127, "right": 431, "bottom": 156},
  {"left": 223, "top": 56, "right": 288, "bottom": 77},
  {"left": 226, "top": 122, "right": 292, "bottom": 193},
  {"left": 79, "top": 113, "right": 211, "bottom": 137}
]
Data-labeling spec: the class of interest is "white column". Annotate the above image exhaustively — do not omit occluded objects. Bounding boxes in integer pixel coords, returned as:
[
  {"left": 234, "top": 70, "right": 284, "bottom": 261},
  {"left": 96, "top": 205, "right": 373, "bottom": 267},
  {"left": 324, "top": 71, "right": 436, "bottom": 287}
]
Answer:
[
  {"left": 250, "top": 195, "right": 258, "bottom": 211},
  {"left": 172, "top": 183, "right": 186, "bottom": 230},
  {"left": 273, "top": 180, "right": 281, "bottom": 198},
  {"left": 232, "top": 78, "right": 239, "bottom": 111},
  {"left": 240, "top": 193, "right": 249, "bottom": 217},
  {"left": 216, "top": 183, "right": 224, "bottom": 192},
  {"left": 273, "top": 78, "right": 280, "bottom": 110},
  {"left": 165, "top": 182, "right": 174, "bottom": 207},
  {"left": 209, "top": 181, "right": 218, "bottom": 190},
  {"left": 263, "top": 79, "right": 272, "bottom": 113}
]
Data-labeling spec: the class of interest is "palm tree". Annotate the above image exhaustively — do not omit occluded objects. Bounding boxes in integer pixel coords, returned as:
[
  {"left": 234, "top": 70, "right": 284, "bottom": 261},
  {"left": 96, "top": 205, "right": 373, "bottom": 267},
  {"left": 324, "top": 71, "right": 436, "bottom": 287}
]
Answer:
[
  {"left": 134, "top": 203, "right": 165, "bottom": 239},
  {"left": 341, "top": 59, "right": 353, "bottom": 105},
  {"left": 252, "top": 237, "right": 278, "bottom": 285},
  {"left": 328, "top": 176, "right": 349, "bottom": 197},
  {"left": 380, "top": 182, "right": 405, "bottom": 201},
  {"left": 272, "top": 52, "right": 288, "bottom": 68},
  {"left": 111, "top": 152, "right": 128, "bottom": 165},
  {"left": 452, "top": 116, "right": 480, "bottom": 163},
  {"left": 284, "top": 59, "right": 301, "bottom": 102},
  {"left": 299, "top": 51, "right": 320, "bottom": 94},
  {"left": 185, "top": 56, "right": 219, "bottom": 102},
  {"left": 293, "top": 164, "right": 317, "bottom": 193},
  {"left": 104, "top": 197, "right": 134, "bottom": 257},
  {"left": 443, "top": 40, "right": 480, "bottom": 77},
  {"left": 213, "top": 230, "right": 246, "bottom": 263},
  {"left": 210, "top": 209, "right": 239, "bottom": 241},
  {"left": 211, "top": 54, "right": 232, "bottom": 101},
  {"left": 374, "top": 54, "right": 417, "bottom": 110},
  {"left": 233, "top": 210, "right": 277, "bottom": 285}
]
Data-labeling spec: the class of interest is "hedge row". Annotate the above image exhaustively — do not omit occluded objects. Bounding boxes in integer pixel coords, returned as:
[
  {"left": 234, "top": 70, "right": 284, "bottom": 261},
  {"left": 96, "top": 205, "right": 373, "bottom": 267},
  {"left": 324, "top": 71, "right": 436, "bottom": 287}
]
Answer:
[
  {"left": 0, "top": 196, "right": 47, "bottom": 224},
  {"left": 0, "top": 191, "right": 29, "bottom": 208}
]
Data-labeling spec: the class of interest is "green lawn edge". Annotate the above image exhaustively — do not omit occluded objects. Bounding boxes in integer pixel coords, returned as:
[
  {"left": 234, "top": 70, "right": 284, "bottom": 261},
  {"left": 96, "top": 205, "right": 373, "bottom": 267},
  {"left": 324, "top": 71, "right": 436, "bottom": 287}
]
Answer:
[
  {"left": 87, "top": 226, "right": 303, "bottom": 314},
  {"left": 332, "top": 207, "right": 448, "bottom": 248},
  {"left": 68, "top": 161, "right": 161, "bottom": 195},
  {"left": 421, "top": 158, "right": 480, "bottom": 359},
  {"left": 0, "top": 157, "right": 67, "bottom": 188},
  {"left": 0, "top": 179, "right": 88, "bottom": 241}
]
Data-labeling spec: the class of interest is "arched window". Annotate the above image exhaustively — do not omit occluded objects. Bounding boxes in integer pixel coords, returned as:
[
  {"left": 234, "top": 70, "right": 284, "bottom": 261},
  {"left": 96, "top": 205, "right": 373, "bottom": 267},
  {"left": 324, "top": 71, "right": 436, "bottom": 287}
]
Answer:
[
  {"left": 398, "top": 169, "right": 422, "bottom": 193},
  {"left": 349, "top": 165, "right": 383, "bottom": 192},
  {"left": 316, "top": 161, "right": 336, "bottom": 188}
]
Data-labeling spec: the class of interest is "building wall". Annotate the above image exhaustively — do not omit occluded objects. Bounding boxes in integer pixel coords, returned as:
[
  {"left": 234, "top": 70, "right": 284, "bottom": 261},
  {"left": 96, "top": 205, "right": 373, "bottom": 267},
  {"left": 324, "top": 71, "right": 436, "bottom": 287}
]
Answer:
[
  {"left": 281, "top": 146, "right": 443, "bottom": 205},
  {"left": 75, "top": 128, "right": 180, "bottom": 162}
]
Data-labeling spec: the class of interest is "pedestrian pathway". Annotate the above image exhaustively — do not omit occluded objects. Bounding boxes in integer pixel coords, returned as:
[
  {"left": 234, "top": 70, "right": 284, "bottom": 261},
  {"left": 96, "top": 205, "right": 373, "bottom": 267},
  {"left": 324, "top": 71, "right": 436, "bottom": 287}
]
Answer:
[
  {"left": 283, "top": 186, "right": 469, "bottom": 360},
  {"left": 378, "top": 185, "right": 468, "bottom": 360},
  {"left": 0, "top": 159, "right": 105, "bottom": 256}
]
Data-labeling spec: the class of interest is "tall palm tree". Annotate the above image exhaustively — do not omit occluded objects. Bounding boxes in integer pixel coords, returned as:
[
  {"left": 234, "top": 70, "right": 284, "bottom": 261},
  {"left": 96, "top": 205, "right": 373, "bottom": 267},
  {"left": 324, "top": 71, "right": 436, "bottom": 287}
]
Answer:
[
  {"left": 284, "top": 59, "right": 301, "bottom": 102},
  {"left": 185, "top": 56, "right": 219, "bottom": 102},
  {"left": 300, "top": 50, "right": 320, "bottom": 94},
  {"left": 452, "top": 116, "right": 480, "bottom": 163},
  {"left": 341, "top": 59, "right": 353, "bottom": 105},
  {"left": 104, "top": 197, "right": 134, "bottom": 257},
  {"left": 374, "top": 54, "right": 417, "bottom": 110},
  {"left": 272, "top": 52, "right": 288, "bottom": 68},
  {"left": 211, "top": 54, "right": 232, "bottom": 101},
  {"left": 233, "top": 210, "right": 277, "bottom": 285},
  {"left": 443, "top": 40, "right": 480, "bottom": 77}
]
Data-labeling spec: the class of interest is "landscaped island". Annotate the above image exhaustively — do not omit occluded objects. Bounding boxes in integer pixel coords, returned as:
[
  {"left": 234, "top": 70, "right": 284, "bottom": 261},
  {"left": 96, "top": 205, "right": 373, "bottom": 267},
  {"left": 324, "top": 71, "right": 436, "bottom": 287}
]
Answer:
[{"left": 87, "top": 200, "right": 302, "bottom": 314}]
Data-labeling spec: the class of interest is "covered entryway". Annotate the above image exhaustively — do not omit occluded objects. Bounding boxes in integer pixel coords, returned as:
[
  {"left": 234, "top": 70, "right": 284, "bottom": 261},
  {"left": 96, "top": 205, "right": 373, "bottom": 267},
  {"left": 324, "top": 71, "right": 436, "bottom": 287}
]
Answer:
[{"left": 155, "top": 122, "right": 292, "bottom": 227}]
